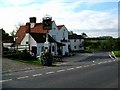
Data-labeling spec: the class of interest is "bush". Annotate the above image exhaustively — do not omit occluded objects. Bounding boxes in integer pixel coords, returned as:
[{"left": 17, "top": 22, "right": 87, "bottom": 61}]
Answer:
[
  {"left": 113, "top": 51, "right": 120, "bottom": 57},
  {"left": 40, "top": 51, "right": 53, "bottom": 66},
  {"left": 19, "top": 52, "right": 32, "bottom": 60}
]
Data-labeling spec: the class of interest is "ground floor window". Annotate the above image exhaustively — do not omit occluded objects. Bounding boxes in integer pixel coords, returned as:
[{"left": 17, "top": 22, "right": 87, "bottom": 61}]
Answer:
[
  {"left": 41, "top": 46, "right": 44, "bottom": 52},
  {"left": 52, "top": 46, "right": 55, "bottom": 52},
  {"left": 74, "top": 46, "right": 76, "bottom": 49},
  {"left": 31, "top": 46, "right": 37, "bottom": 56}
]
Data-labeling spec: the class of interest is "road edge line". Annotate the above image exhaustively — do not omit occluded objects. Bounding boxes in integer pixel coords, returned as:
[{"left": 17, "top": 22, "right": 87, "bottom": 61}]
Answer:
[{"left": 111, "top": 51, "right": 118, "bottom": 60}]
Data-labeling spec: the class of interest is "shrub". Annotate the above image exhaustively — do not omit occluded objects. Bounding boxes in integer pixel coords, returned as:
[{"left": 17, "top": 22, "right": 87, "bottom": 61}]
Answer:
[
  {"left": 18, "top": 49, "right": 35, "bottom": 60},
  {"left": 19, "top": 52, "right": 31, "bottom": 60},
  {"left": 40, "top": 51, "right": 53, "bottom": 66}
]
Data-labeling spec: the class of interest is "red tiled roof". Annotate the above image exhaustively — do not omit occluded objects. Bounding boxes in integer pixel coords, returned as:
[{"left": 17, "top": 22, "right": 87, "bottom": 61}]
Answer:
[
  {"left": 15, "top": 25, "right": 26, "bottom": 44},
  {"left": 15, "top": 21, "right": 65, "bottom": 44},
  {"left": 30, "top": 23, "right": 50, "bottom": 33},
  {"left": 57, "top": 25, "right": 64, "bottom": 30}
]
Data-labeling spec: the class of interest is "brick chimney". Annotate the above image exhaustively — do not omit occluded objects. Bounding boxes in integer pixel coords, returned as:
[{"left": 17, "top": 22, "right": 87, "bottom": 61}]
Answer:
[
  {"left": 29, "top": 17, "right": 36, "bottom": 28},
  {"left": 26, "top": 22, "right": 30, "bottom": 33}
]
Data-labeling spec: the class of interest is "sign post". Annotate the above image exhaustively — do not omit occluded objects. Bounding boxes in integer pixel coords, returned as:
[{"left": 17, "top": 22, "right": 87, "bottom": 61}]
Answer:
[{"left": 42, "top": 15, "right": 52, "bottom": 52}]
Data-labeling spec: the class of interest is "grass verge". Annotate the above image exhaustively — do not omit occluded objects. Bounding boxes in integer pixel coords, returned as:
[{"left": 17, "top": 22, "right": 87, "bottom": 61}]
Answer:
[
  {"left": 18, "top": 59, "right": 42, "bottom": 65},
  {"left": 113, "top": 51, "right": 120, "bottom": 57}
]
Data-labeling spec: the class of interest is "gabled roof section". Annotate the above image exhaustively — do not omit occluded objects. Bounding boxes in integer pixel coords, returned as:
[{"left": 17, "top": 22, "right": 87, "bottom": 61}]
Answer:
[
  {"left": 30, "top": 23, "right": 50, "bottom": 33},
  {"left": 15, "top": 25, "right": 26, "bottom": 44},
  {"left": 30, "top": 33, "right": 56, "bottom": 43},
  {"left": 15, "top": 20, "right": 67, "bottom": 44},
  {"left": 57, "top": 25, "right": 64, "bottom": 30}
]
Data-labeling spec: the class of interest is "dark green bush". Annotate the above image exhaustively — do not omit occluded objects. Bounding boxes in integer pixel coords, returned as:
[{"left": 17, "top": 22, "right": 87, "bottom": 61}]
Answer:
[
  {"left": 40, "top": 51, "right": 53, "bottom": 66},
  {"left": 19, "top": 52, "right": 32, "bottom": 60}
]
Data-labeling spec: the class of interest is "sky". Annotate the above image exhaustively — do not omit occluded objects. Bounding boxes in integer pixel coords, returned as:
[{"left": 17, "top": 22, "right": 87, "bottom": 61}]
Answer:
[{"left": 0, "top": 0, "right": 119, "bottom": 38}]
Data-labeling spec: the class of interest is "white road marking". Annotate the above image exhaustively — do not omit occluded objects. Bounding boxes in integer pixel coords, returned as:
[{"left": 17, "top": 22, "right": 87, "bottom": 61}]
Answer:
[
  {"left": 0, "top": 79, "right": 12, "bottom": 83},
  {"left": 67, "top": 68, "right": 74, "bottom": 70},
  {"left": 112, "top": 51, "right": 119, "bottom": 60},
  {"left": 108, "top": 60, "right": 112, "bottom": 63},
  {"left": 62, "top": 63, "right": 68, "bottom": 65},
  {"left": 76, "top": 66, "right": 82, "bottom": 69},
  {"left": 102, "top": 61, "right": 107, "bottom": 63},
  {"left": 105, "top": 61, "right": 108, "bottom": 63},
  {"left": 83, "top": 65, "right": 89, "bottom": 67},
  {"left": 46, "top": 71, "right": 55, "bottom": 74},
  {"left": 57, "top": 69, "right": 65, "bottom": 72},
  {"left": 33, "top": 74, "right": 42, "bottom": 77},
  {"left": 17, "top": 76, "right": 29, "bottom": 79},
  {"left": 56, "top": 63, "right": 68, "bottom": 65},
  {"left": 109, "top": 54, "right": 114, "bottom": 60},
  {"left": 113, "top": 60, "right": 116, "bottom": 61},
  {"left": 98, "top": 62, "right": 102, "bottom": 64}
]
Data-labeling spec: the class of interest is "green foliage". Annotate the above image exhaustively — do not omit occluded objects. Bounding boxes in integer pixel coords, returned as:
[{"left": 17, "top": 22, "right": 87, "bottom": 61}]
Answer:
[
  {"left": 113, "top": 51, "right": 120, "bottom": 57},
  {"left": 19, "top": 52, "right": 31, "bottom": 60},
  {"left": 84, "top": 38, "right": 120, "bottom": 52},
  {"left": 4, "top": 49, "right": 37, "bottom": 60},
  {"left": 81, "top": 32, "right": 88, "bottom": 38},
  {"left": 40, "top": 51, "right": 53, "bottom": 66},
  {"left": 2, "top": 29, "right": 9, "bottom": 38},
  {"left": 18, "top": 60, "right": 41, "bottom": 65}
]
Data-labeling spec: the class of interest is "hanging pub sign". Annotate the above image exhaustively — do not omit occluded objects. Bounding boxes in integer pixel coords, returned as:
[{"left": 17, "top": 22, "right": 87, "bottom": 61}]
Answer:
[{"left": 42, "top": 15, "right": 52, "bottom": 30}]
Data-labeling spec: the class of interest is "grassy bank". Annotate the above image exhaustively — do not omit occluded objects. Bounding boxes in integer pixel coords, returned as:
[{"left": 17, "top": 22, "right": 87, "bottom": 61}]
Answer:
[
  {"left": 18, "top": 59, "right": 42, "bottom": 65},
  {"left": 113, "top": 51, "right": 120, "bottom": 57}
]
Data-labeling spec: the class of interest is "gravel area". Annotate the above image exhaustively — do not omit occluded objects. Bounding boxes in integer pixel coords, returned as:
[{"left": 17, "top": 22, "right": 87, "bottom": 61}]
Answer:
[{"left": 2, "top": 58, "right": 42, "bottom": 74}]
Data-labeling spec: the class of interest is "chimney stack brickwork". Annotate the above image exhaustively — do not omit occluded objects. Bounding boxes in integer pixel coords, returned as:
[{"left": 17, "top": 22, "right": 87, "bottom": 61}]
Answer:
[
  {"left": 29, "top": 17, "right": 36, "bottom": 28},
  {"left": 26, "top": 23, "right": 30, "bottom": 33}
]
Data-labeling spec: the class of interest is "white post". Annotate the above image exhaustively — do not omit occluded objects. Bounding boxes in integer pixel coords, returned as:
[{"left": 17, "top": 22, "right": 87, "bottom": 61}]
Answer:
[{"left": 44, "top": 33, "right": 49, "bottom": 52}]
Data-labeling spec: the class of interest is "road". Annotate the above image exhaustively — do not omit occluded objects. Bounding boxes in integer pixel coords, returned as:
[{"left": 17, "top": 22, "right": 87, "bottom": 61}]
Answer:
[{"left": 1, "top": 52, "right": 119, "bottom": 88}]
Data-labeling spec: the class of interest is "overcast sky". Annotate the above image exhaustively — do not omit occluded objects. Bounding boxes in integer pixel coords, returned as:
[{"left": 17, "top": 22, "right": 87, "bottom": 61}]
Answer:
[{"left": 0, "top": 0, "right": 119, "bottom": 38}]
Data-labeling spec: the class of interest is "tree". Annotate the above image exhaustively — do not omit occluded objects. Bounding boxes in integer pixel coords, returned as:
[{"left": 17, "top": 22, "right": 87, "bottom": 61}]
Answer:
[
  {"left": 10, "top": 22, "right": 24, "bottom": 37},
  {"left": 69, "top": 31, "right": 75, "bottom": 35},
  {"left": 99, "top": 36, "right": 113, "bottom": 40},
  {"left": 1, "top": 28, "right": 9, "bottom": 38},
  {"left": 81, "top": 32, "right": 88, "bottom": 38},
  {"left": 68, "top": 31, "right": 77, "bottom": 35},
  {"left": 10, "top": 30, "right": 16, "bottom": 37}
]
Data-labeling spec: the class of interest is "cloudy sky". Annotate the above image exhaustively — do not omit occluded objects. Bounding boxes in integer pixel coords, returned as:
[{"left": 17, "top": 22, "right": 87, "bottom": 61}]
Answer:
[{"left": 0, "top": 0, "right": 119, "bottom": 38}]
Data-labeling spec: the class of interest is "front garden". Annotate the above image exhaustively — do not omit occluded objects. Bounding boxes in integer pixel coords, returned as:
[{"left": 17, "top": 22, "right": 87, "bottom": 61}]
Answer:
[{"left": 3, "top": 49, "right": 59, "bottom": 66}]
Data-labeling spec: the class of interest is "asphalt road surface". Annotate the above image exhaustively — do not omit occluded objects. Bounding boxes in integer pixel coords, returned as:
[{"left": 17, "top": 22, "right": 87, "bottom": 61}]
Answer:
[{"left": 1, "top": 52, "right": 119, "bottom": 88}]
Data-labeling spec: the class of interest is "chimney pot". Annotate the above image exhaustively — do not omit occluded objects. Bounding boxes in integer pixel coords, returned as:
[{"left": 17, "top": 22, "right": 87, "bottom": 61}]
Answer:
[{"left": 29, "top": 17, "right": 36, "bottom": 23}]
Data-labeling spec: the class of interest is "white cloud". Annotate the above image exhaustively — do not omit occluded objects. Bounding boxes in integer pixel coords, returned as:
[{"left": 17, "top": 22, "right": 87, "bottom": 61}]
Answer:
[{"left": 0, "top": 0, "right": 118, "bottom": 37}]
